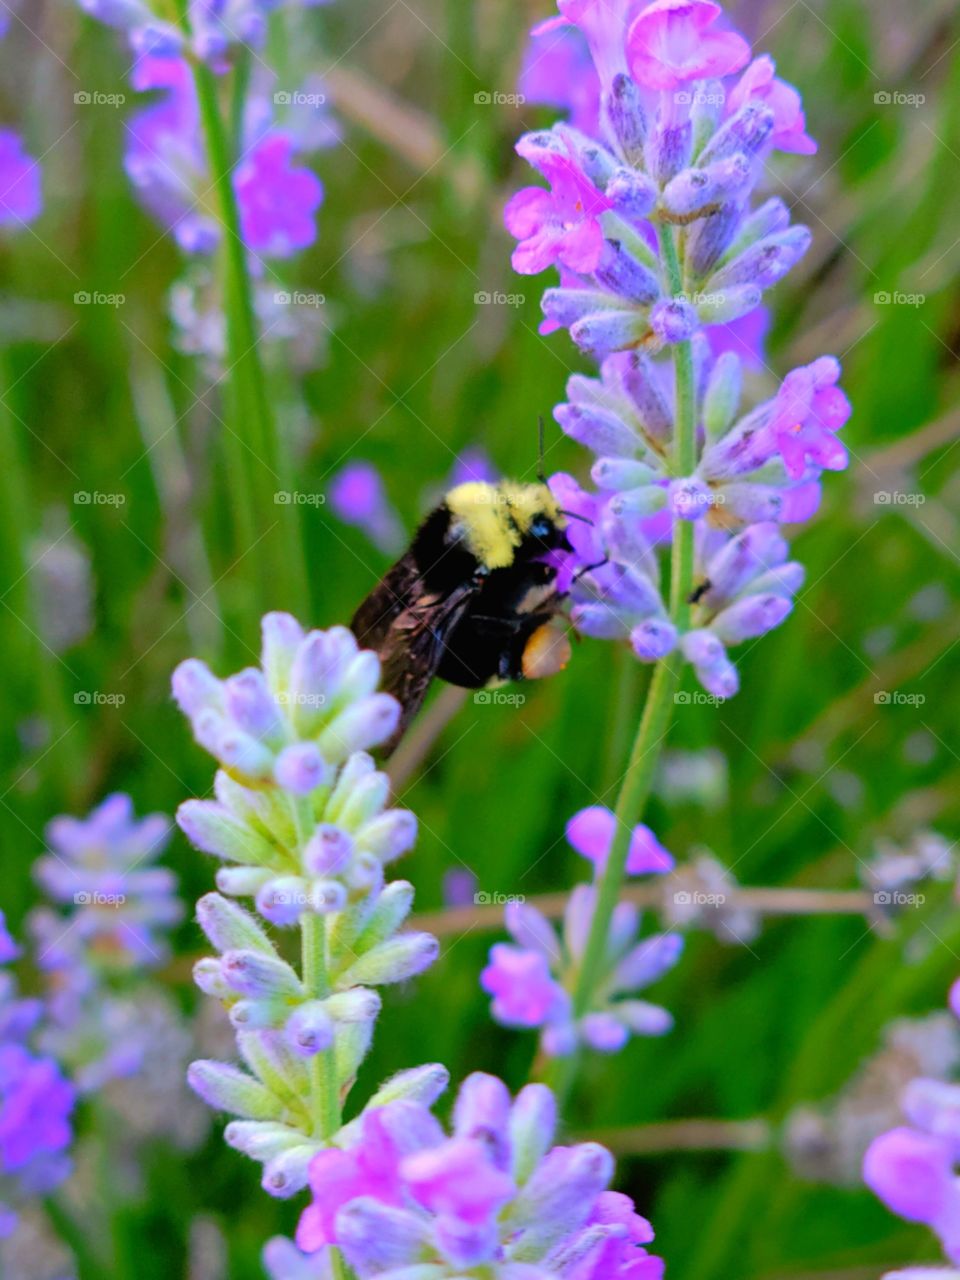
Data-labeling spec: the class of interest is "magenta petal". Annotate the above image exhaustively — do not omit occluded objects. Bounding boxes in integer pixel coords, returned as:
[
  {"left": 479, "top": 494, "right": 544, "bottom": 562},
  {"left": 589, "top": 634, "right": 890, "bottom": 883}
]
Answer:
[
  {"left": 626, "top": 825, "right": 675, "bottom": 875},
  {"left": 566, "top": 806, "right": 616, "bottom": 865},
  {"left": 504, "top": 186, "right": 554, "bottom": 239},
  {"left": 402, "top": 1138, "right": 515, "bottom": 1225},
  {"left": 559, "top": 214, "right": 606, "bottom": 273},
  {"left": 863, "top": 1127, "right": 953, "bottom": 1225}
]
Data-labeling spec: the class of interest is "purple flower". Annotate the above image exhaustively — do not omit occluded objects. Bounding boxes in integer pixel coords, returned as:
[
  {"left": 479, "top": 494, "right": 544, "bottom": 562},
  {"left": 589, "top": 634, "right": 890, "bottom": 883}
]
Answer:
[
  {"left": 328, "top": 462, "right": 405, "bottom": 555},
  {"left": 706, "top": 305, "right": 770, "bottom": 370},
  {"left": 34, "top": 794, "right": 180, "bottom": 970},
  {"left": 0, "top": 919, "right": 75, "bottom": 1230},
  {"left": 482, "top": 892, "right": 681, "bottom": 1056},
  {"left": 765, "top": 356, "right": 852, "bottom": 479},
  {"left": 0, "top": 130, "right": 42, "bottom": 228},
  {"left": 518, "top": 24, "right": 601, "bottom": 135},
  {"left": 506, "top": 130, "right": 613, "bottom": 275},
  {"left": 567, "top": 805, "right": 675, "bottom": 875},
  {"left": 863, "top": 979, "right": 960, "bottom": 1268},
  {"left": 236, "top": 135, "right": 323, "bottom": 256},
  {"left": 126, "top": 56, "right": 324, "bottom": 258},
  {"left": 626, "top": 0, "right": 750, "bottom": 92},
  {"left": 297, "top": 1073, "right": 664, "bottom": 1278},
  {"left": 481, "top": 944, "right": 569, "bottom": 1027}
]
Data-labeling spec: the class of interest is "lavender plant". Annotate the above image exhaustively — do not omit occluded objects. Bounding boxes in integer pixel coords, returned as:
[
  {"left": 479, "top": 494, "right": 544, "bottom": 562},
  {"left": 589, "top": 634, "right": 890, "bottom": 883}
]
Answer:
[
  {"left": 173, "top": 615, "right": 666, "bottom": 1277},
  {"left": 483, "top": 0, "right": 851, "bottom": 1089}
]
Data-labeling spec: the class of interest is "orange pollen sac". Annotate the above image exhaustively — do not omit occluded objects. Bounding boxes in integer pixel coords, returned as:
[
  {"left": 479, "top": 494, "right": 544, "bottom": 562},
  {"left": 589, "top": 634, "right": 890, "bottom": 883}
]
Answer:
[
  {"left": 789, "top": 421, "right": 804, "bottom": 434},
  {"left": 574, "top": 199, "right": 583, "bottom": 212},
  {"left": 521, "top": 619, "right": 572, "bottom": 680}
]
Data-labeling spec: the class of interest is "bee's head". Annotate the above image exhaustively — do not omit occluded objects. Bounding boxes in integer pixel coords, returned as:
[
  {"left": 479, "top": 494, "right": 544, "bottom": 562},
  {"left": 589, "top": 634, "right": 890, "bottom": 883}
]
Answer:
[{"left": 445, "top": 482, "right": 568, "bottom": 570}]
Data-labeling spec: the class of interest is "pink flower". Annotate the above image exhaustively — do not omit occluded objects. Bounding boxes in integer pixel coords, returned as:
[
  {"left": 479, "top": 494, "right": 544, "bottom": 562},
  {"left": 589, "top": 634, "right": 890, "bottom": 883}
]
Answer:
[
  {"left": 566, "top": 805, "right": 675, "bottom": 876},
  {"left": 505, "top": 134, "right": 612, "bottom": 276},
  {"left": 236, "top": 135, "right": 323, "bottom": 258},
  {"left": 767, "top": 357, "right": 851, "bottom": 480},
  {"left": 545, "top": 0, "right": 643, "bottom": 90},
  {"left": 626, "top": 0, "right": 750, "bottom": 91},
  {"left": 296, "top": 1106, "right": 429, "bottom": 1251},
  {"left": 726, "top": 56, "right": 817, "bottom": 155},
  {"left": 480, "top": 943, "right": 568, "bottom": 1026},
  {"left": 402, "top": 1138, "right": 516, "bottom": 1225}
]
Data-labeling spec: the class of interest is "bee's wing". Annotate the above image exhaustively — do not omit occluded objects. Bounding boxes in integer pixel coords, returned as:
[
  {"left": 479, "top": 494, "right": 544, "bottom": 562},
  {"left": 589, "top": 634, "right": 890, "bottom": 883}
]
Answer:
[
  {"left": 350, "top": 553, "right": 424, "bottom": 652},
  {"left": 352, "top": 558, "right": 476, "bottom": 755},
  {"left": 376, "top": 585, "right": 475, "bottom": 754}
]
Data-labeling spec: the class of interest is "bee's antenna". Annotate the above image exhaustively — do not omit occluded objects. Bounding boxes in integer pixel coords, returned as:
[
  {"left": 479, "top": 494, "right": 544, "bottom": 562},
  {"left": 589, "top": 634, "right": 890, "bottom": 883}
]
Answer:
[
  {"left": 573, "top": 557, "right": 609, "bottom": 582},
  {"left": 559, "top": 508, "right": 594, "bottom": 526},
  {"left": 537, "top": 415, "right": 547, "bottom": 485}
]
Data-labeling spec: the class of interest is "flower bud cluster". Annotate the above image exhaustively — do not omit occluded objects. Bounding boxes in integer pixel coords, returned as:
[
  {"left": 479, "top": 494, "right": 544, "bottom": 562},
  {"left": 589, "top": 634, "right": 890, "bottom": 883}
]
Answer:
[
  {"left": 508, "top": 0, "right": 852, "bottom": 697},
  {"left": 175, "top": 617, "right": 440, "bottom": 1198}
]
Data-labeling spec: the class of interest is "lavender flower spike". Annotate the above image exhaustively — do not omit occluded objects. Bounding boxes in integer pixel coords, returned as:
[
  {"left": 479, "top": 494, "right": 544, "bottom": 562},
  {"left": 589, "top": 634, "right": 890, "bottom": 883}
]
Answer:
[{"left": 482, "top": 885, "right": 682, "bottom": 1057}]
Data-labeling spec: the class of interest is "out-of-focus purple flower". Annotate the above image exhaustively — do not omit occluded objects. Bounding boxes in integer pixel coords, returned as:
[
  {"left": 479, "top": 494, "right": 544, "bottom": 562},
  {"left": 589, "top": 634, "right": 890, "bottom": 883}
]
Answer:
[
  {"left": 726, "top": 55, "right": 816, "bottom": 155},
  {"left": 626, "top": 0, "right": 750, "bottom": 91},
  {"left": 482, "top": 890, "right": 681, "bottom": 1056},
  {"left": 0, "top": 130, "right": 42, "bottom": 228},
  {"left": 447, "top": 447, "right": 497, "bottom": 489},
  {"left": 34, "top": 793, "right": 181, "bottom": 971},
  {"left": 442, "top": 867, "right": 478, "bottom": 908},
  {"left": 75, "top": 0, "right": 183, "bottom": 57},
  {"left": 567, "top": 805, "right": 675, "bottom": 875},
  {"left": 297, "top": 1072, "right": 664, "bottom": 1278},
  {"left": 126, "top": 56, "right": 325, "bottom": 259},
  {"left": 236, "top": 135, "right": 323, "bottom": 256},
  {"left": 506, "top": 130, "right": 614, "bottom": 275},
  {"left": 864, "top": 980, "right": 960, "bottom": 1269},
  {"left": 328, "top": 462, "right": 405, "bottom": 556},
  {"left": 0, "top": 918, "right": 75, "bottom": 1233},
  {"left": 76, "top": 0, "right": 330, "bottom": 66},
  {"left": 519, "top": 23, "right": 601, "bottom": 135}
]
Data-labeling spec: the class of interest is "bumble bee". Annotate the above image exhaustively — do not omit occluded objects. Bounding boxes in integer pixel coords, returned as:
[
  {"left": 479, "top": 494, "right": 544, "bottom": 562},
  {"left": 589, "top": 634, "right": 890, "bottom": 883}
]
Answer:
[{"left": 350, "top": 481, "right": 572, "bottom": 753}]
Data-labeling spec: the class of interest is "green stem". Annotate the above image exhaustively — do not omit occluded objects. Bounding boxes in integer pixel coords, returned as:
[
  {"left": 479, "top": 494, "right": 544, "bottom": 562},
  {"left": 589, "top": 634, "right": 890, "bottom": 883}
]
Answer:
[
  {"left": 188, "top": 56, "right": 308, "bottom": 612},
  {"left": 547, "top": 224, "right": 698, "bottom": 1109}
]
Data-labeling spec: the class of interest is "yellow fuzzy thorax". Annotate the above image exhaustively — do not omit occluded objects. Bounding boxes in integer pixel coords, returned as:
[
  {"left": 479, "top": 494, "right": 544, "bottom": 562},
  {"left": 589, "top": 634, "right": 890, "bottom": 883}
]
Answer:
[{"left": 445, "top": 481, "right": 563, "bottom": 570}]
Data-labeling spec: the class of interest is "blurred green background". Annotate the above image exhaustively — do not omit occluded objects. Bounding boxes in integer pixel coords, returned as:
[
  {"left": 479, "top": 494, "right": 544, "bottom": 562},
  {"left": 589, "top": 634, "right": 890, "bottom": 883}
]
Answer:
[{"left": 2, "top": 0, "right": 960, "bottom": 1275}]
